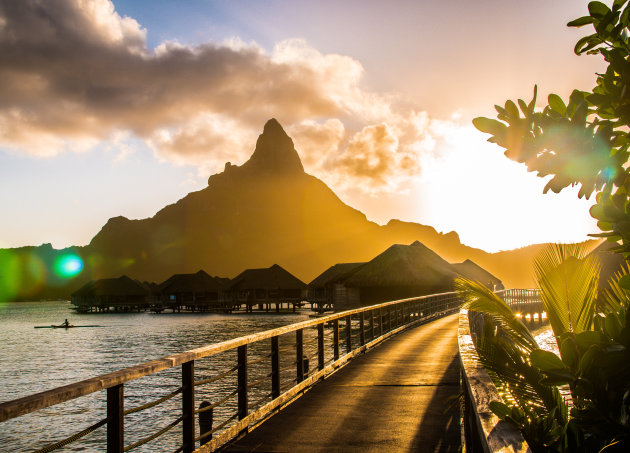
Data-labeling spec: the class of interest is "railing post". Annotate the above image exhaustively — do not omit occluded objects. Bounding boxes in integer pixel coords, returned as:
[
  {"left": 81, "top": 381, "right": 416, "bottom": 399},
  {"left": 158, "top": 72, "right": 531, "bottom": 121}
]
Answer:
[
  {"left": 333, "top": 319, "right": 339, "bottom": 361},
  {"left": 271, "top": 336, "right": 280, "bottom": 398},
  {"left": 317, "top": 324, "right": 325, "bottom": 371},
  {"left": 237, "top": 345, "right": 248, "bottom": 421},
  {"left": 359, "top": 311, "right": 365, "bottom": 346},
  {"left": 107, "top": 384, "right": 124, "bottom": 453},
  {"left": 388, "top": 307, "right": 392, "bottom": 331},
  {"left": 182, "top": 361, "right": 195, "bottom": 453},
  {"left": 345, "top": 315, "right": 352, "bottom": 353},
  {"left": 296, "top": 329, "right": 304, "bottom": 383},
  {"left": 369, "top": 310, "right": 375, "bottom": 341},
  {"left": 378, "top": 308, "right": 383, "bottom": 337}
]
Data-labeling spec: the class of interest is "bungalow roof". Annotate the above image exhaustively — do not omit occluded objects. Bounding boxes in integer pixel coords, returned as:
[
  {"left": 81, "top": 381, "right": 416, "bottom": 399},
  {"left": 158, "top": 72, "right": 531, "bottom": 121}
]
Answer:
[
  {"left": 308, "top": 262, "right": 366, "bottom": 288},
  {"left": 229, "top": 264, "right": 306, "bottom": 291},
  {"left": 452, "top": 259, "right": 503, "bottom": 288},
  {"left": 344, "top": 241, "right": 458, "bottom": 288},
  {"left": 72, "top": 275, "right": 150, "bottom": 297},
  {"left": 158, "top": 270, "right": 227, "bottom": 293}
]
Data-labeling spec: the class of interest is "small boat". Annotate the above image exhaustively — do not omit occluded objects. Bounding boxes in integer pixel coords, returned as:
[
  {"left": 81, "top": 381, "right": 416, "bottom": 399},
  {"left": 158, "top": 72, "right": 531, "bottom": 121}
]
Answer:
[
  {"left": 34, "top": 324, "right": 103, "bottom": 329},
  {"left": 34, "top": 320, "right": 101, "bottom": 329}
]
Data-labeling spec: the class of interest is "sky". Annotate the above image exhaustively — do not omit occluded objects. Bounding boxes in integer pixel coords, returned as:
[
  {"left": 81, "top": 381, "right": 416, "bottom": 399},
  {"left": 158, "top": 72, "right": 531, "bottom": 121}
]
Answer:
[{"left": 0, "top": 0, "right": 607, "bottom": 253}]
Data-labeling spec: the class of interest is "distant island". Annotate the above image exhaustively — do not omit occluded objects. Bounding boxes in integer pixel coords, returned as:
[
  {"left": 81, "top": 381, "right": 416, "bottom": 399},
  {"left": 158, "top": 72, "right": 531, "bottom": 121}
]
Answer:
[{"left": 0, "top": 119, "right": 604, "bottom": 302}]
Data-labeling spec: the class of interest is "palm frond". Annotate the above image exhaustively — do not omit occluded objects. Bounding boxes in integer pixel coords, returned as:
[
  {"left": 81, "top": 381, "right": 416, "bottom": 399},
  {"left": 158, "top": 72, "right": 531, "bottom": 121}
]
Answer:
[
  {"left": 456, "top": 277, "right": 538, "bottom": 352},
  {"left": 534, "top": 243, "right": 600, "bottom": 336},
  {"left": 600, "top": 265, "right": 630, "bottom": 314},
  {"left": 473, "top": 315, "right": 568, "bottom": 425}
]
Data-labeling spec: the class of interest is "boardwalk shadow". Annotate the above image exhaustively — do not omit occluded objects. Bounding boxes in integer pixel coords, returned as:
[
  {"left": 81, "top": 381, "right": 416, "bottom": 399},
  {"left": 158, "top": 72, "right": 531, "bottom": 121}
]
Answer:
[{"left": 410, "top": 355, "right": 460, "bottom": 452}]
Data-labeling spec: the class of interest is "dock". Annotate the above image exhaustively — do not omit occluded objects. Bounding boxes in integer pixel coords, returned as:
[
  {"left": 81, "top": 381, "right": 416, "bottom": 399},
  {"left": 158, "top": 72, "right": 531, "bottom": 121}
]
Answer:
[
  {"left": 0, "top": 289, "right": 539, "bottom": 452},
  {"left": 225, "top": 314, "right": 460, "bottom": 452}
]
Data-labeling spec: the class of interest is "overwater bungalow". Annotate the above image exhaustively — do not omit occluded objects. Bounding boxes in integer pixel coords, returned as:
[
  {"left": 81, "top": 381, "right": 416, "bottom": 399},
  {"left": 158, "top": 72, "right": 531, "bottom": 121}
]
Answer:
[
  {"left": 157, "top": 270, "right": 230, "bottom": 312},
  {"left": 71, "top": 275, "right": 152, "bottom": 313},
  {"left": 307, "top": 262, "right": 366, "bottom": 312},
  {"left": 227, "top": 264, "right": 307, "bottom": 312},
  {"left": 452, "top": 259, "right": 504, "bottom": 290},
  {"left": 328, "top": 241, "right": 458, "bottom": 309}
]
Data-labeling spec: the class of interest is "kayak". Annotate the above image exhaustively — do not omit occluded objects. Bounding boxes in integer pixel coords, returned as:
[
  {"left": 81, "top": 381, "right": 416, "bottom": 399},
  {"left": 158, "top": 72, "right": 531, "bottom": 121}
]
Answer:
[{"left": 34, "top": 325, "right": 102, "bottom": 329}]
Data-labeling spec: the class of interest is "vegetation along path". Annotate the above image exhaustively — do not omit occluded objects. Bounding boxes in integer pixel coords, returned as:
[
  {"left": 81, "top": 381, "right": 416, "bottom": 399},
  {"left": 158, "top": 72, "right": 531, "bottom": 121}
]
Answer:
[{"left": 224, "top": 313, "right": 460, "bottom": 452}]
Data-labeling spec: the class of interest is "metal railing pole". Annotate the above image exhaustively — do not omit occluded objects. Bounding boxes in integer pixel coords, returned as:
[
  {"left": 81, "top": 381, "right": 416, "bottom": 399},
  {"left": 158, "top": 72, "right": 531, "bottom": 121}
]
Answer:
[
  {"left": 182, "top": 361, "right": 195, "bottom": 453},
  {"left": 107, "top": 384, "right": 124, "bottom": 453},
  {"left": 237, "top": 345, "right": 248, "bottom": 421},
  {"left": 271, "top": 336, "right": 280, "bottom": 398},
  {"left": 296, "top": 329, "right": 304, "bottom": 383}
]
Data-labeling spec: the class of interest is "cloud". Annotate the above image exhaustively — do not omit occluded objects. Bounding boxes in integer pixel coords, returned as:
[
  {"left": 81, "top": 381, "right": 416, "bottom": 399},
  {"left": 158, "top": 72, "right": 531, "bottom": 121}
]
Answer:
[{"left": 0, "top": 0, "right": 427, "bottom": 191}]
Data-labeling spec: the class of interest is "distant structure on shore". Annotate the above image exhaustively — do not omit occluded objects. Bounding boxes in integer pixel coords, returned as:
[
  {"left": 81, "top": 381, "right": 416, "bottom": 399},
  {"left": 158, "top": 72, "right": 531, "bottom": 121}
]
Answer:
[{"left": 70, "top": 241, "right": 504, "bottom": 313}]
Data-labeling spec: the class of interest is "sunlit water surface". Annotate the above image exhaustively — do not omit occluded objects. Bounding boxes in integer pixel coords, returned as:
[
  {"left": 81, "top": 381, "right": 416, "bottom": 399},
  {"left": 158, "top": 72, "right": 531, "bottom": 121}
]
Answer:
[{"left": 0, "top": 301, "right": 313, "bottom": 452}]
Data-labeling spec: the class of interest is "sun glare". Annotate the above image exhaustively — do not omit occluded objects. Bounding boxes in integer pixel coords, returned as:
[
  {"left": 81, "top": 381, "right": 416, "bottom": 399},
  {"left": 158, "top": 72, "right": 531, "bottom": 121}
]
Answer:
[
  {"left": 414, "top": 121, "right": 597, "bottom": 252},
  {"left": 54, "top": 254, "right": 84, "bottom": 279}
]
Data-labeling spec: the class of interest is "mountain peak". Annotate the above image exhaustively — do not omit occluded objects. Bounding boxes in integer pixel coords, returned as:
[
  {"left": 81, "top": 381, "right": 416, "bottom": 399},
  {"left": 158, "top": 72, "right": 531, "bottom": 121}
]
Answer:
[{"left": 240, "top": 118, "right": 304, "bottom": 175}]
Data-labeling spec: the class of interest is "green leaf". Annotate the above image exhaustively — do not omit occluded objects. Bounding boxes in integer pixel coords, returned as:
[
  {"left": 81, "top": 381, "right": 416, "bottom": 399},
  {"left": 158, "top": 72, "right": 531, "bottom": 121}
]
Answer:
[
  {"left": 560, "top": 337, "right": 579, "bottom": 369},
  {"left": 472, "top": 117, "right": 506, "bottom": 135},
  {"left": 568, "top": 16, "right": 595, "bottom": 27},
  {"left": 548, "top": 94, "right": 567, "bottom": 115},
  {"left": 589, "top": 1, "right": 612, "bottom": 18},
  {"left": 528, "top": 85, "right": 538, "bottom": 111},
  {"left": 605, "top": 313, "right": 622, "bottom": 338},
  {"left": 531, "top": 348, "right": 566, "bottom": 371},
  {"left": 575, "top": 331, "right": 601, "bottom": 349},
  {"left": 505, "top": 100, "right": 519, "bottom": 119},
  {"left": 618, "top": 273, "right": 630, "bottom": 290},
  {"left": 590, "top": 203, "right": 607, "bottom": 220},
  {"left": 579, "top": 345, "right": 599, "bottom": 374},
  {"left": 489, "top": 401, "right": 512, "bottom": 420},
  {"left": 518, "top": 99, "right": 529, "bottom": 116},
  {"left": 574, "top": 34, "right": 601, "bottom": 54},
  {"left": 540, "top": 369, "right": 576, "bottom": 386}
]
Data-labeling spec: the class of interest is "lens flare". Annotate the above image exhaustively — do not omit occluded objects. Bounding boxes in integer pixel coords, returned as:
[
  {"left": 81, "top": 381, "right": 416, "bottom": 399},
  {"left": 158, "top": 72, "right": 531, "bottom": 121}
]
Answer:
[{"left": 54, "top": 254, "right": 83, "bottom": 279}]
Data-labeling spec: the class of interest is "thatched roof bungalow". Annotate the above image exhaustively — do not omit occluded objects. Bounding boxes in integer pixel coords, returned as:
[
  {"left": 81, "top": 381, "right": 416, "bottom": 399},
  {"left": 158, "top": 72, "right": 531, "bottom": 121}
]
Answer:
[
  {"left": 338, "top": 241, "right": 458, "bottom": 308},
  {"left": 71, "top": 275, "right": 151, "bottom": 312},
  {"left": 228, "top": 264, "right": 306, "bottom": 309},
  {"left": 452, "top": 259, "right": 504, "bottom": 290},
  {"left": 308, "top": 262, "right": 365, "bottom": 308},
  {"left": 158, "top": 270, "right": 229, "bottom": 309}
]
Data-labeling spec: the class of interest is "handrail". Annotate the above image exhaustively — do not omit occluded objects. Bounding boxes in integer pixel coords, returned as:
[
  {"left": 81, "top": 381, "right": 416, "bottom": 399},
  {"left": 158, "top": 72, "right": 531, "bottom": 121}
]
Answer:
[{"left": 0, "top": 291, "right": 460, "bottom": 452}]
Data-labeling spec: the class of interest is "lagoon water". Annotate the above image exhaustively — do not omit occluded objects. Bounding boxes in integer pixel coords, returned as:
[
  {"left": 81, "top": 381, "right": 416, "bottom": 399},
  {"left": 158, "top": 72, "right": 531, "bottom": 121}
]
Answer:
[{"left": 0, "top": 300, "right": 313, "bottom": 452}]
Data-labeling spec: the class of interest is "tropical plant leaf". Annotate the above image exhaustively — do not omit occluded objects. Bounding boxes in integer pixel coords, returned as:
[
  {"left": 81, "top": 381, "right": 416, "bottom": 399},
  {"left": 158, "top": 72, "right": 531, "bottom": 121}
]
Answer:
[
  {"left": 601, "top": 265, "right": 630, "bottom": 313},
  {"left": 534, "top": 243, "right": 600, "bottom": 337},
  {"left": 456, "top": 277, "right": 538, "bottom": 351}
]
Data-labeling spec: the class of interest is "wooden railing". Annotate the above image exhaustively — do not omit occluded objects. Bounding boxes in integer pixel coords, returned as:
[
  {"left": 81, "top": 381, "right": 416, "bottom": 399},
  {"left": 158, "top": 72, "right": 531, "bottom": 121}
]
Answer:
[
  {"left": 0, "top": 292, "right": 460, "bottom": 453},
  {"left": 459, "top": 288, "right": 539, "bottom": 453}
]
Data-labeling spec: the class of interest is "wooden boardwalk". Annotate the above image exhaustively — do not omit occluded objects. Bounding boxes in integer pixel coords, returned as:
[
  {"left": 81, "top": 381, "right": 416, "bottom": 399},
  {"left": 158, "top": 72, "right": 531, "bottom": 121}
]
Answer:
[{"left": 224, "top": 313, "right": 460, "bottom": 452}]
